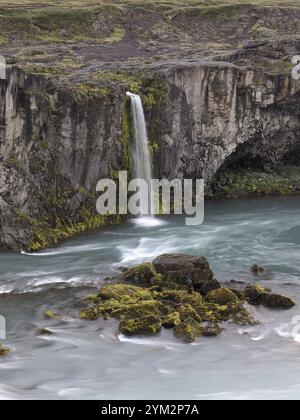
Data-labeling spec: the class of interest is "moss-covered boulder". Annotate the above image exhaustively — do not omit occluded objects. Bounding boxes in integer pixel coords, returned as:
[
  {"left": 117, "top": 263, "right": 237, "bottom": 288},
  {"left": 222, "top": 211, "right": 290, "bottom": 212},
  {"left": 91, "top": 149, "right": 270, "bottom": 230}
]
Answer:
[
  {"left": 112, "top": 300, "right": 169, "bottom": 320},
  {"left": 122, "top": 263, "right": 158, "bottom": 286},
  {"left": 262, "top": 292, "right": 295, "bottom": 309},
  {"left": 174, "top": 317, "right": 203, "bottom": 343},
  {"left": 206, "top": 288, "right": 238, "bottom": 305},
  {"left": 79, "top": 255, "right": 296, "bottom": 343},
  {"left": 154, "top": 290, "right": 203, "bottom": 306},
  {"left": 80, "top": 284, "right": 154, "bottom": 320},
  {"left": 244, "top": 284, "right": 267, "bottom": 305},
  {"left": 244, "top": 284, "right": 294, "bottom": 309},
  {"left": 201, "top": 324, "right": 223, "bottom": 337},
  {"left": 152, "top": 254, "right": 213, "bottom": 288},
  {"left": 178, "top": 304, "right": 202, "bottom": 323},
  {"left": 162, "top": 312, "right": 181, "bottom": 328},
  {"left": 119, "top": 315, "right": 162, "bottom": 336}
]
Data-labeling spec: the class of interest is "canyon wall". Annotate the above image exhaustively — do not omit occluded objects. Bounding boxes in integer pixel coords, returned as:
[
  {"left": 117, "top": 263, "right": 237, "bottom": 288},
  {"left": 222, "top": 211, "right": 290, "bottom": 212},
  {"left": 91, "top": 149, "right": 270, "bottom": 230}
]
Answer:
[
  {"left": 0, "top": 67, "right": 128, "bottom": 251},
  {"left": 1, "top": 48, "right": 300, "bottom": 251},
  {"left": 154, "top": 61, "right": 300, "bottom": 181}
]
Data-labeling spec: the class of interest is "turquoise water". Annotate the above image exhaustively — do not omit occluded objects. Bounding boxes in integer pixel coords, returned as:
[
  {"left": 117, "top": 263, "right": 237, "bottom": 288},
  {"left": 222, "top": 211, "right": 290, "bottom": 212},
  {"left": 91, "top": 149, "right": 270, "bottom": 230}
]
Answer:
[{"left": 1, "top": 196, "right": 300, "bottom": 399}]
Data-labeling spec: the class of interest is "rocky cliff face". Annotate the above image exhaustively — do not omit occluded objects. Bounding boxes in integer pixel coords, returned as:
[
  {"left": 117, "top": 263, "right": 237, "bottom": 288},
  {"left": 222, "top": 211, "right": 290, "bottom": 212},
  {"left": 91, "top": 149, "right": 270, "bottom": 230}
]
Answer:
[
  {"left": 0, "top": 67, "right": 129, "bottom": 251},
  {"left": 155, "top": 59, "right": 300, "bottom": 182},
  {"left": 1, "top": 39, "right": 300, "bottom": 251}
]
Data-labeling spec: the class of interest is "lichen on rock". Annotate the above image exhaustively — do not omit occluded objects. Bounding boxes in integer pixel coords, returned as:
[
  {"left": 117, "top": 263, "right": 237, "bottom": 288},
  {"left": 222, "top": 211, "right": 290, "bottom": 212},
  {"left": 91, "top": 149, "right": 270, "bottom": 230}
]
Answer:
[
  {"left": 206, "top": 288, "right": 238, "bottom": 305},
  {"left": 79, "top": 255, "right": 296, "bottom": 343},
  {"left": 119, "top": 315, "right": 162, "bottom": 336}
]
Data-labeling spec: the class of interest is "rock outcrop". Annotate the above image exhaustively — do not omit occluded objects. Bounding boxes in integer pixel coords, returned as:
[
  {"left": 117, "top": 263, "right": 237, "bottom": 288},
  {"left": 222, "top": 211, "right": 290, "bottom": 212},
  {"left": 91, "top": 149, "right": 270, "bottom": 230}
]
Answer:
[{"left": 79, "top": 254, "right": 295, "bottom": 342}]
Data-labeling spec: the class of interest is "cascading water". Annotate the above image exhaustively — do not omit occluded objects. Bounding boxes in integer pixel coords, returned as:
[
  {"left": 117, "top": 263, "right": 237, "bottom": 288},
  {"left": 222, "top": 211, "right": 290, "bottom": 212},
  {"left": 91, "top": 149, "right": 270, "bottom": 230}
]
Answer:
[{"left": 126, "top": 92, "right": 155, "bottom": 221}]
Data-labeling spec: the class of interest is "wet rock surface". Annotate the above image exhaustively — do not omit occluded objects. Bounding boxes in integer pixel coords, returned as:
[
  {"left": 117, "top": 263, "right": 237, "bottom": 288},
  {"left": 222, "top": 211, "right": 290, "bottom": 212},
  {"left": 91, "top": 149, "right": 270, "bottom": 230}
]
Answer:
[{"left": 79, "top": 254, "right": 296, "bottom": 343}]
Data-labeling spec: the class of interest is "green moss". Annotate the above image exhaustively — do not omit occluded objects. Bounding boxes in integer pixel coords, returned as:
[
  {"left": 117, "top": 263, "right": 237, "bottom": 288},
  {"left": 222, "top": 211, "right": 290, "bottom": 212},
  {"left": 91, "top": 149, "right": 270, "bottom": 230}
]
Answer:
[
  {"left": 178, "top": 304, "right": 202, "bottom": 323},
  {"left": 17, "top": 209, "right": 121, "bottom": 253},
  {"left": 119, "top": 315, "right": 162, "bottom": 336},
  {"left": 68, "top": 83, "right": 111, "bottom": 103},
  {"left": 99, "top": 283, "right": 153, "bottom": 302},
  {"left": 112, "top": 300, "right": 168, "bottom": 320},
  {"left": 174, "top": 317, "right": 203, "bottom": 343},
  {"left": 206, "top": 288, "right": 238, "bottom": 305},
  {"left": 156, "top": 290, "right": 203, "bottom": 306},
  {"left": 210, "top": 166, "right": 300, "bottom": 200},
  {"left": 80, "top": 278, "right": 260, "bottom": 342},
  {"left": 162, "top": 311, "right": 181, "bottom": 328},
  {"left": 123, "top": 263, "right": 157, "bottom": 286},
  {"left": 80, "top": 256, "right": 296, "bottom": 342}
]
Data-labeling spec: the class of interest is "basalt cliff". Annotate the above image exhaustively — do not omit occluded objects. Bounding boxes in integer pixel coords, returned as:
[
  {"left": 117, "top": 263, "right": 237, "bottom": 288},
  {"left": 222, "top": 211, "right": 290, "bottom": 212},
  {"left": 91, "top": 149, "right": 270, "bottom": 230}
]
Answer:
[{"left": 0, "top": 3, "right": 300, "bottom": 251}]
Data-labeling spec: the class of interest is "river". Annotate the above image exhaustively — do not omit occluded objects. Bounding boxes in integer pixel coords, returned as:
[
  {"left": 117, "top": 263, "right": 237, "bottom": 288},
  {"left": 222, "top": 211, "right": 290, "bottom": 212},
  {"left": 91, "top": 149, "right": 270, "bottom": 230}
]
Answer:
[{"left": 1, "top": 196, "right": 300, "bottom": 400}]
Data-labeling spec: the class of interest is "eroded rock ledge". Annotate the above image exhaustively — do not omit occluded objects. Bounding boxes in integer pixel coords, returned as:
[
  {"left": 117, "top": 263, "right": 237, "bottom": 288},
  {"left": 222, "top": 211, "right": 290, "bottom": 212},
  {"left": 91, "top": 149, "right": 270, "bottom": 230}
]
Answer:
[{"left": 79, "top": 254, "right": 295, "bottom": 343}]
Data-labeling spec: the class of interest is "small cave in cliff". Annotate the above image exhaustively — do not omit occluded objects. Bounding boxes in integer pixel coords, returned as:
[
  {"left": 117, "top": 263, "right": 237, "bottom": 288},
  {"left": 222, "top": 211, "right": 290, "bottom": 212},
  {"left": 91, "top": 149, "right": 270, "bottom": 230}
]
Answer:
[{"left": 210, "top": 140, "right": 300, "bottom": 199}]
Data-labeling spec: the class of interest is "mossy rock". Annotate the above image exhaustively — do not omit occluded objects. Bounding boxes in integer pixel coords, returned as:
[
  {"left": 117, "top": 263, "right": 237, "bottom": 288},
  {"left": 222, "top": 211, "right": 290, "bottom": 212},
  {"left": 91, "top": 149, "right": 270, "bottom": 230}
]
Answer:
[
  {"left": 262, "top": 293, "right": 295, "bottom": 309},
  {"left": 0, "top": 345, "right": 10, "bottom": 357},
  {"left": 119, "top": 315, "right": 162, "bottom": 336},
  {"left": 122, "top": 263, "right": 158, "bottom": 286},
  {"left": 244, "top": 284, "right": 268, "bottom": 306},
  {"left": 79, "top": 256, "right": 298, "bottom": 343},
  {"left": 155, "top": 290, "right": 203, "bottom": 307},
  {"left": 174, "top": 317, "right": 203, "bottom": 343},
  {"left": 98, "top": 284, "right": 153, "bottom": 302},
  {"left": 178, "top": 304, "right": 202, "bottom": 323},
  {"left": 162, "top": 312, "right": 181, "bottom": 328},
  {"left": 206, "top": 288, "right": 238, "bottom": 305},
  {"left": 112, "top": 300, "right": 169, "bottom": 320},
  {"left": 80, "top": 284, "right": 155, "bottom": 320},
  {"left": 201, "top": 324, "right": 223, "bottom": 337},
  {"left": 152, "top": 254, "right": 213, "bottom": 287}
]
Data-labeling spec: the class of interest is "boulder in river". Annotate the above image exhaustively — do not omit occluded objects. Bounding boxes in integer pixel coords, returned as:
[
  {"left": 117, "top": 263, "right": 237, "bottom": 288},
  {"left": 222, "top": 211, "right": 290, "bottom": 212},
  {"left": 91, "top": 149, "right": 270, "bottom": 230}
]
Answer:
[
  {"left": 122, "top": 263, "right": 158, "bottom": 286},
  {"left": 119, "top": 315, "right": 162, "bottom": 336},
  {"left": 244, "top": 284, "right": 295, "bottom": 309},
  {"left": 79, "top": 255, "right": 296, "bottom": 342},
  {"left": 152, "top": 254, "right": 213, "bottom": 288},
  {"left": 262, "top": 292, "right": 295, "bottom": 309}
]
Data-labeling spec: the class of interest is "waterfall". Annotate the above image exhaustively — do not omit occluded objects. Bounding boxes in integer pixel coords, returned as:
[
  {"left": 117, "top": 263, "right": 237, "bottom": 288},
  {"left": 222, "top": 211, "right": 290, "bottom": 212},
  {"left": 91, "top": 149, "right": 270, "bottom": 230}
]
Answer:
[{"left": 126, "top": 92, "right": 154, "bottom": 218}]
